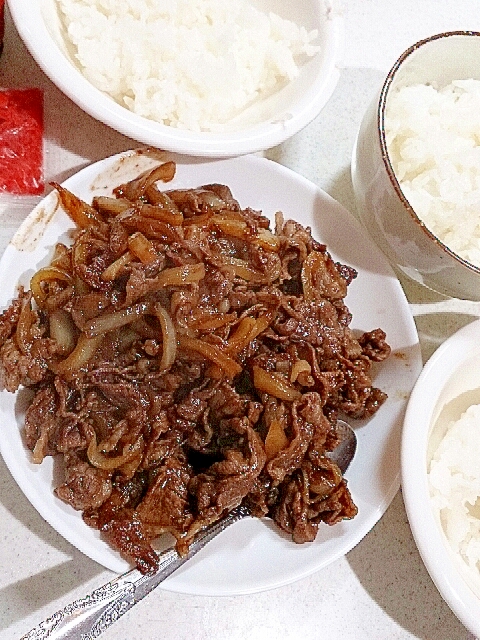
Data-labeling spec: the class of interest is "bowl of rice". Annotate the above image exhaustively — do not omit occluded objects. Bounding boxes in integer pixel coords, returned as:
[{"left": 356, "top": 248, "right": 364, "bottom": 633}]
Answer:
[
  {"left": 8, "top": 0, "right": 343, "bottom": 157},
  {"left": 351, "top": 31, "right": 480, "bottom": 300},
  {"left": 402, "top": 318, "right": 480, "bottom": 637}
]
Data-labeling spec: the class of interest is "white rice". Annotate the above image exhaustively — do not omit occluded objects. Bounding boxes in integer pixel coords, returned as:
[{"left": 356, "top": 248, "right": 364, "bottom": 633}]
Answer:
[
  {"left": 384, "top": 79, "right": 480, "bottom": 268},
  {"left": 429, "top": 404, "right": 480, "bottom": 573},
  {"left": 55, "top": 0, "right": 320, "bottom": 131}
]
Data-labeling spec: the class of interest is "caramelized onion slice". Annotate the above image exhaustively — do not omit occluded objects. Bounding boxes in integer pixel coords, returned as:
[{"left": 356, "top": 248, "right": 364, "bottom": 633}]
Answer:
[
  {"left": 264, "top": 419, "right": 289, "bottom": 461},
  {"left": 252, "top": 366, "right": 302, "bottom": 402},
  {"left": 113, "top": 162, "right": 176, "bottom": 200},
  {"left": 15, "top": 293, "right": 34, "bottom": 354},
  {"left": 140, "top": 203, "right": 183, "bottom": 226},
  {"left": 52, "top": 333, "right": 104, "bottom": 375},
  {"left": 101, "top": 251, "right": 133, "bottom": 281},
  {"left": 49, "top": 309, "right": 77, "bottom": 355},
  {"left": 179, "top": 336, "right": 242, "bottom": 378},
  {"left": 182, "top": 211, "right": 214, "bottom": 227},
  {"left": 87, "top": 433, "right": 144, "bottom": 470},
  {"left": 149, "top": 263, "right": 205, "bottom": 290},
  {"left": 83, "top": 302, "right": 149, "bottom": 337},
  {"left": 30, "top": 267, "right": 73, "bottom": 307},
  {"left": 128, "top": 232, "right": 159, "bottom": 265},
  {"left": 92, "top": 196, "right": 132, "bottom": 216},
  {"left": 53, "top": 183, "right": 105, "bottom": 230},
  {"left": 301, "top": 251, "right": 318, "bottom": 302},
  {"left": 145, "top": 184, "right": 181, "bottom": 213},
  {"left": 189, "top": 311, "right": 236, "bottom": 332},
  {"left": 227, "top": 314, "right": 272, "bottom": 355},
  {"left": 301, "top": 250, "right": 347, "bottom": 301},
  {"left": 207, "top": 314, "right": 273, "bottom": 378},
  {"left": 210, "top": 215, "right": 281, "bottom": 252},
  {"left": 153, "top": 303, "right": 177, "bottom": 371},
  {"left": 31, "top": 428, "right": 50, "bottom": 464},
  {"left": 50, "top": 243, "right": 71, "bottom": 270},
  {"left": 224, "top": 257, "right": 280, "bottom": 284},
  {"left": 72, "top": 233, "right": 91, "bottom": 269},
  {"left": 290, "top": 359, "right": 311, "bottom": 383}
]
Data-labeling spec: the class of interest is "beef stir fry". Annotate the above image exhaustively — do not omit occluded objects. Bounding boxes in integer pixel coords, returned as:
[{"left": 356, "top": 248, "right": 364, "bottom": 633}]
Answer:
[{"left": 0, "top": 161, "right": 391, "bottom": 574}]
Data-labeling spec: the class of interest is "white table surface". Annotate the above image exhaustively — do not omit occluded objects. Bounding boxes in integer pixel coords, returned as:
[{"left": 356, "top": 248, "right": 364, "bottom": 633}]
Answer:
[{"left": 1, "top": 1, "right": 480, "bottom": 639}]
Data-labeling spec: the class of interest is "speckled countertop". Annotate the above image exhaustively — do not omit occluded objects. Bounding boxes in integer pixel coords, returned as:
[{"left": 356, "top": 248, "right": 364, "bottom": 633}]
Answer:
[{"left": 1, "top": 1, "right": 480, "bottom": 639}]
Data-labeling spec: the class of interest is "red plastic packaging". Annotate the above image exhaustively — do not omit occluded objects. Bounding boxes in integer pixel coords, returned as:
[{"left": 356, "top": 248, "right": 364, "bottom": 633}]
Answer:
[{"left": 0, "top": 88, "right": 44, "bottom": 195}]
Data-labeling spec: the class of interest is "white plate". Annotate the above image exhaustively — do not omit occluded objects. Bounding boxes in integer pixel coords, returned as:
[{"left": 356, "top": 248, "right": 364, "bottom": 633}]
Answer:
[{"left": 0, "top": 151, "right": 422, "bottom": 595}]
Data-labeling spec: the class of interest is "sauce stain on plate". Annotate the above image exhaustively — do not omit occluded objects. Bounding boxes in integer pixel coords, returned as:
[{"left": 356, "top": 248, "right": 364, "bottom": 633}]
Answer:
[
  {"left": 90, "top": 148, "right": 171, "bottom": 193},
  {"left": 11, "top": 193, "right": 58, "bottom": 252}
]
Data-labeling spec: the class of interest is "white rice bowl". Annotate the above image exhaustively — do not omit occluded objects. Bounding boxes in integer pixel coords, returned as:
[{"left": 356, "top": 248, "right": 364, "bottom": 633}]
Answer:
[
  {"left": 9, "top": 0, "right": 343, "bottom": 156},
  {"left": 385, "top": 79, "right": 480, "bottom": 267},
  {"left": 55, "top": 0, "right": 320, "bottom": 132},
  {"left": 429, "top": 404, "right": 480, "bottom": 575}
]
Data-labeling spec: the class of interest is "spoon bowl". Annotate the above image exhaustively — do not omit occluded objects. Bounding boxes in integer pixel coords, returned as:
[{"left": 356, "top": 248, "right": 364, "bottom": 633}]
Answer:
[{"left": 329, "top": 419, "right": 358, "bottom": 474}]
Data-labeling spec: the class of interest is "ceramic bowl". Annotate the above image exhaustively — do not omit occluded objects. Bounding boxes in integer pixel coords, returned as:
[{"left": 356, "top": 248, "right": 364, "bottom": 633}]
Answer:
[
  {"left": 8, "top": 0, "right": 344, "bottom": 157},
  {"left": 402, "top": 318, "right": 480, "bottom": 637},
  {"left": 351, "top": 31, "right": 480, "bottom": 300}
]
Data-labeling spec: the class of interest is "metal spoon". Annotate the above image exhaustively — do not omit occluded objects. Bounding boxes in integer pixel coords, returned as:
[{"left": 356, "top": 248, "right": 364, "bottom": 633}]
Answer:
[{"left": 20, "top": 420, "right": 356, "bottom": 640}]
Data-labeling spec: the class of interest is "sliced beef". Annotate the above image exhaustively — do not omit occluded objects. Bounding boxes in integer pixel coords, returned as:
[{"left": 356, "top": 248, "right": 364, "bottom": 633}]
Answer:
[
  {"left": 136, "top": 454, "right": 194, "bottom": 540},
  {"left": 55, "top": 452, "right": 112, "bottom": 511},
  {"left": 0, "top": 167, "right": 391, "bottom": 573},
  {"left": 188, "top": 418, "right": 266, "bottom": 529}
]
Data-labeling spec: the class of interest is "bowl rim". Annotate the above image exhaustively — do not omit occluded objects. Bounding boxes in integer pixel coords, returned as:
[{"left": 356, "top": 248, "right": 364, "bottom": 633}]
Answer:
[
  {"left": 377, "top": 30, "right": 480, "bottom": 276},
  {"left": 8, "top": 0, "right": 345, "bottom": 157},
  {"left": 402, "top": 318, "right": 480, "bottom": 637}
]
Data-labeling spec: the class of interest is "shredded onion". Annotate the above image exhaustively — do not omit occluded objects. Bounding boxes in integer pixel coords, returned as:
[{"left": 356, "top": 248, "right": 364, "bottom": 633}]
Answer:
[
  {"left": 227, "top": 314, "right": 272, "bottom": 355},
  {"left": 92, "top": 195, "right": 132, "bottom": 216},
  {"left": 182, "top": 211, "right": 214, "bottom": 227},
  {"left": 30, "top": 267, "right": 73, "bottom": 306},
  {"left": 224, "top": 257, "right": 280, "bottom": 283},
  {"left": 15, "top": 293, "right": 34, "bottom": 354},
  {"left": 189, "top": 311, "right": 237, "bottom": 332},
  {"left": 53, "top": 333, "right": 104, "bottom": 375},
  {"left": 301, "top": 250, "right": 347, "bottom": 301},
  {"left": 153, "top": 303, "right": 177, "bottom": 371},
  {"left": 128, "top": 232, "right": 159, "bottom": 264},
  {"left": 83, "top": 302, "right": 149, "bottom": 337},
  {"left": 72, "top": 235, "right": 91, "bottom": 269},
  {"left": 144, "top": 184, "right": 181, "bottom": 215},
  {"left": 87, "top": 433, "right": 144, "bottom": 470},
  {"left": 53, "top": 182, "right": 105, "bottom": 230},
  {"left": 50, "top": 243, "right": 71, "bottom": 270},
  {"left": 114, "top": 162, "right": 176, "bottom": 201},
  {"left": 140, "top": 203, "right": 183, "bottom": 226},
  {"left": 309, "top": 462, "right": 343, "bottom": 496},
  {"left": 264, "top": 419, "right": 289, "bottom": 461},
  {"left": 179, "top": 335, "right": 242, "bottom": 378},
  {"left": 301, "top": 251, "right": 319, "bottom": 302},
  {"left": 101, "top": 251, "right": 133, "bottom": 281},
  {"left": 210, "top": 215, "right": 281, "bottom": 252},
  {"left": 252, "top": 366, "right": 302, "bottom": 402},
  {"left": 290, "top": 359, "right": 311, "bottom": 383},
  {"left": 49, "top": 309, "right": 77, "bottom": 355},
  {"left": 207, "top": 314, "right": 272, "bottom": 378},
  {"left": 149, "top": 263, "right": 205, "bottom": 290},
  {"left": 32, "top": 428, "right": 50, "bottom": 464}
]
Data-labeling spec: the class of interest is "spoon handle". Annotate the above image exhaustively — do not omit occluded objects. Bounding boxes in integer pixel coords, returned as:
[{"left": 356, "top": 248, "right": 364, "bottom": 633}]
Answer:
[{"left": 20, "top": 504, "right": 250, "bottom": 640}]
